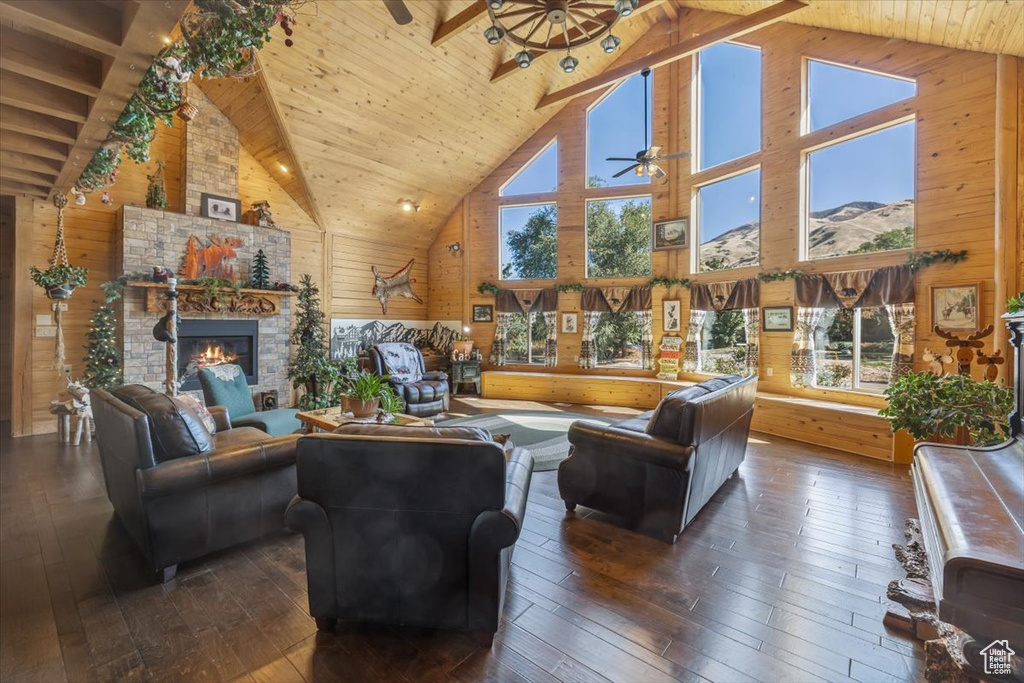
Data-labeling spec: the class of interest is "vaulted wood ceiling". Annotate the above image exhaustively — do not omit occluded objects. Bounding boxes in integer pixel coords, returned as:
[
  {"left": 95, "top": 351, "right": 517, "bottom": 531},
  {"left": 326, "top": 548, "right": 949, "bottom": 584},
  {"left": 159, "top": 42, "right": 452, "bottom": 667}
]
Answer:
[{"left": 0, "top": 0, "right": 190, "bottom": 199}]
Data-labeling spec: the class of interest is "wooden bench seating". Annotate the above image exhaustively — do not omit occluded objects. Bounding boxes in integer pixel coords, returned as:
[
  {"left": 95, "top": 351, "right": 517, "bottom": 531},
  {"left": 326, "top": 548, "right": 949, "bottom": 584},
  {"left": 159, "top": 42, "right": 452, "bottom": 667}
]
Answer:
[{"left": 480, "top": 371, "right": 894, "bottom": 461}]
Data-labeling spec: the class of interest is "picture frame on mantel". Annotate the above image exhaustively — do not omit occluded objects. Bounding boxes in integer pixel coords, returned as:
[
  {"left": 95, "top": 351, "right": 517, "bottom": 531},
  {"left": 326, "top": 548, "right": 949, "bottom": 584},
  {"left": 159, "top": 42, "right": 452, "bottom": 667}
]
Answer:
[{"left": 200, "top": 193, "right": 242, "bottom": 222}]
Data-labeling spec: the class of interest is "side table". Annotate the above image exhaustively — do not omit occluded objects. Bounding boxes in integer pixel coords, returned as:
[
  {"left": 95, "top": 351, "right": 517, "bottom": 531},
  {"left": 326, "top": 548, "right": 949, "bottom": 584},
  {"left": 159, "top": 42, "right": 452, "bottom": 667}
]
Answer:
[{"left": 451, "top": 360, "right": 482, "bottom": 395}]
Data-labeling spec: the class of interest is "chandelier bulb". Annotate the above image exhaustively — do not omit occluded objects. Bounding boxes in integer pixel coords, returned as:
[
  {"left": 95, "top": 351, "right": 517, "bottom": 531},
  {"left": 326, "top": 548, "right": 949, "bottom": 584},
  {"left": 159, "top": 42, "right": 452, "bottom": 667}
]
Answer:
[
  {"left": 559, "top": 53, "right": 578, "bottom": 74},
  {"left": 600, "top": 33, "right": 621, "bottom": 53},
  {"left": 483, "top": 24, "right": 505, "bottom": 45},
  {"left": 514, "top": 50, "right": 533, "bottom": 68}
]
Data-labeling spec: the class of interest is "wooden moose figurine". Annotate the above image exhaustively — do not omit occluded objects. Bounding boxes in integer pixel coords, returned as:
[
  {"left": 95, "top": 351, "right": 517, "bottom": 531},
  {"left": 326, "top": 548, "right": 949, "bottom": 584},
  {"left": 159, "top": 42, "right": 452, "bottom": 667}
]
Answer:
[
  {"left": 976, "top": 349, "right": 1004, "bottom": 381},
  {"left": 934, "top": 324, "right": 994, "bottom": 375},
  {"left": 921, "top": 347, "right": 954, "bottom": 375}
]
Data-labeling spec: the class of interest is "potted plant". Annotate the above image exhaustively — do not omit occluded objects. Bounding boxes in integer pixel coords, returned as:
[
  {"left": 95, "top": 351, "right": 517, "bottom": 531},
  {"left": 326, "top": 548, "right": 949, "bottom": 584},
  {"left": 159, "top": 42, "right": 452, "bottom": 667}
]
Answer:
[
  {"left": 376, "top": 386, "right": 406, "bottom": 422},
  {"left": 346, "top": 370, "right": 389, "bottom": 418},
  {"left": 453, "top": 333, "right": 474, "bottom": 358},
  {"left": 880, "top": 371, "right": 1014, "bottom": 462},
  {"left": 30, "top": 264, "right": 89, "bottom": 300}
]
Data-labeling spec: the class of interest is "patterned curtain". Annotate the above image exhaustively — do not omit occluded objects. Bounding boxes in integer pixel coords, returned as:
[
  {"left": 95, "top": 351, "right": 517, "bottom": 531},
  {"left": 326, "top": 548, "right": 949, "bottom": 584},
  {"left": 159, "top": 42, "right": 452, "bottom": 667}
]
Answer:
[
  {"left": 790, "top": 307, "right": 831, "bottom": 387},
  {"left": 489, "top": 312, "right": 512, "bottom": 366},
  {"left": 543, "top": 310, "right": 558, "bottom": 368},
  {"left": 741, "top": 308, "right": 760, "bottom": 377},
  {"left": 579, "top": 311, "right": 601, "bottom": 369},
  {"left": 682, "top": 309, "right": 707, "bottom": 373},
  {"left": 638, "top": 310, "right": 654, "bottom": 371},
  {"left": 885, "top": 303, "right": 915, "bottom": 383}
]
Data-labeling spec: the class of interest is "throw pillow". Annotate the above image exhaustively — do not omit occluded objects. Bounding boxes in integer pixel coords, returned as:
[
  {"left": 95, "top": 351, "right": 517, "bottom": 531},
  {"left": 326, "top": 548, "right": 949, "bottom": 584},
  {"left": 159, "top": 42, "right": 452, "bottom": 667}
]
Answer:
[
  {"left": 174, "top": 394, "right": 216, "bottom": 435},
  {"left": 113, "top": 386, "right": 215, "bottom": 463}
]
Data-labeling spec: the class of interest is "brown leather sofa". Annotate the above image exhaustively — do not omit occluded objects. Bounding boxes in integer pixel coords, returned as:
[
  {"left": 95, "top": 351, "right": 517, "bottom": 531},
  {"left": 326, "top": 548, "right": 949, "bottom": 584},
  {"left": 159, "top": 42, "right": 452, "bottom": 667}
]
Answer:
[
  {"left": 558, "top": 374, "right": 757, "bottom": 543},
  {"left": 285, "top": 423, "right": 532, "bottom": 642},
  {"left": 92, "top": 385, "right": 300, "bottom": 582}
]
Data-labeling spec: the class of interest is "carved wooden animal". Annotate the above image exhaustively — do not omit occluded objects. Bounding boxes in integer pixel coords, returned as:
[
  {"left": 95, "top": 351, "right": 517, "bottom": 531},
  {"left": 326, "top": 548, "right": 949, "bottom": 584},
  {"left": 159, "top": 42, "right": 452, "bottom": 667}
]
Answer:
[
  {"left": 371, "top": 259, "right": 423, "bottom": 314},
  {"left": 922, "top": 347, "right": 953, "bottom": 376},
  {"left": 934, "top": 324, "right": 994, "bottom": 375},
  {"left": 976, "top": 349, "right": 1004, "bottom": 381}
]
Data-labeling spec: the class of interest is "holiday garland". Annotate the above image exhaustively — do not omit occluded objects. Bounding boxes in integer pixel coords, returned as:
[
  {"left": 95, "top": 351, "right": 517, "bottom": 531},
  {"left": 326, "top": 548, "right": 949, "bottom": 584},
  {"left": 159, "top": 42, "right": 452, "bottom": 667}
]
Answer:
[{"left": 905, "top": 249, "right": 968, "bottom": 270}]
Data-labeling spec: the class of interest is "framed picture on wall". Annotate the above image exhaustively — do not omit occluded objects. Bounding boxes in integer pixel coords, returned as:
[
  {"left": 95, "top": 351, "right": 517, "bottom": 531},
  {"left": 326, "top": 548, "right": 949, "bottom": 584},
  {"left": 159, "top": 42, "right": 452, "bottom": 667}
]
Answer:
[
  {"left": 562, "top": 313, "right": 578, "bottom": 334},
  {"left": 653, "top": 218, "right": 688, "bottom": 250},
  {"left": 472, "top": 304, "right": 494, "bottom": 323},
  {"left": 663, "top": 300, "right": 681, "bottom": 332},
  {"left": 931, "top": 283, "right": 981, "bottom": 331},
  {"left": 762, "top": 306, "right": 794, "bottom": 332},
  {"left": 199, "top": 193, "right": 241, "bottom": 222}
]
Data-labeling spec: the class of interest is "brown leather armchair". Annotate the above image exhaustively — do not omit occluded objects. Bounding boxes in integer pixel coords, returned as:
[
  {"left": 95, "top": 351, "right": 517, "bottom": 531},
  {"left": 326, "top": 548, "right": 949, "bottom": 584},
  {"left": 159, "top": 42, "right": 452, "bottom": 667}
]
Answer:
[
  {"left": 369, "top": 343, "right": 449, "bottom": 417},
  {"left": 92, "top": 385, "right": 300, "bottom": 582},
  {"left": 285, "top": 423, "right": 532, "bottom": 642},
  {"left": 558, "top": 375, "right": 757, "bottom": 543}
]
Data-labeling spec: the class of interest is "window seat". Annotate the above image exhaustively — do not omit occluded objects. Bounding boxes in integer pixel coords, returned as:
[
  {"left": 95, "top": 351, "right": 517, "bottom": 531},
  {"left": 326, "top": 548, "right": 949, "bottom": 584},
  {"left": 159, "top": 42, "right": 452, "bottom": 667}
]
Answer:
[{"left": 479, "top": 371, "right": 894, "bottom": 461}]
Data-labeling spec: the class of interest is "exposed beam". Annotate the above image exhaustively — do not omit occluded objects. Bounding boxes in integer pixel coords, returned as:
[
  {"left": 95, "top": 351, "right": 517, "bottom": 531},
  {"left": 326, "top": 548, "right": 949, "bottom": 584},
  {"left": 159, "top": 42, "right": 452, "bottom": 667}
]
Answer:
[
  {"left": 0, "top": 167, "right": 56, "bottom": 187},
  {"left": 0, "top": 105, "right": 78, "bottom": 144},
  {"left": 432, "top": 1, "right": 488, "bottom": 47},
  {"left": 0, "top": 150, "right": 61, "bottom": 176},
  {"left": 535, "top": 0, "right": 806, "bottom": 108},
  {"left": 0, "top": 70, "right": 89, "bottom": 122},
  {"left": 0, "top": 0, "right": 125, "bottom": 57},
  {"left": 0, "top": 131, "right": 68, "bottom": 161},
  {"left": 491, "top": 0, "right": 666, "bottom": 84},
  {"left": 0, "top": 180, "right": 48, "bottom": 198},
  {"left": 0, "top": 26, "right": 104, "bottom": 97}
]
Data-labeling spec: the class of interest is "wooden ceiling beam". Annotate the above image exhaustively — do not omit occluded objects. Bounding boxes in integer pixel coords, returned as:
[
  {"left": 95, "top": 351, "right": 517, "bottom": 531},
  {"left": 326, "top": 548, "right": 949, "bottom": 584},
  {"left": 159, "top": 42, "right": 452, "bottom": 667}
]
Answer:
[
  {"left": 0, "top": 150, "right": 62, "bottom": 176},
  {"left": 535, "top": 0, "right": 806, "bottom": 108},
  {"left": 0, "top": 180, "right": 48, "bottom": 198},
  {"left": 432, "top": 1, "right": 489, "bottom": 47},
  {"left": 0, "top": 0, "right": 125, "bottom": 57},
  {"left": 0, "top": 70, "right": 89, "bottom": 123},
  {"left": 0, "top": 131, "right": 68, "bottom": 161},
  {"left": 490, "top": 0, "right": 666, "bottom": 84},
  {"left": 0, "top": 105, "right": 78, "bottom": 144},
  {"left": 0, "top": 26, "right": 104, "bottom": 97},
  {"left": 1, "top": 167, "right": 55, "bottom": 187}
]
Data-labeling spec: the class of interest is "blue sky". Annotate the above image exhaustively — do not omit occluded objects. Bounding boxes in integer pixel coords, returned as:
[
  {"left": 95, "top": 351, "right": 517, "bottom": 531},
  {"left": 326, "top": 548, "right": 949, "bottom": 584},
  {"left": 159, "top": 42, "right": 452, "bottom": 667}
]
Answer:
[
  {"left": 500, "top": 46, "right": 916, "bottom": 261},
  {"left": 500, "top": 203, "right": 555, "bottom": 277}
]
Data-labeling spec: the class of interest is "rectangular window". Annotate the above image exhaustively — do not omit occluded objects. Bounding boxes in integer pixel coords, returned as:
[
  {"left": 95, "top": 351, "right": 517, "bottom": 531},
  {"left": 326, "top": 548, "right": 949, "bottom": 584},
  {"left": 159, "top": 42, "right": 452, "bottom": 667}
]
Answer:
[
  {"left": 594, "top": 311, "right": 643, "bottom": 368},
  {"left": 698, "top": 309, "right": 748, "bottom": 375},
  {"left": 697, "top": 42, "right": 761, "bottom": 170},
  {"left": 814, "top": 307, "right": 894, "bottom": 393},
  {"left": 696, "top": 168, "right": 760, "bottom": 272},
  {"left": 806, "top": 121, "right": 915, "bottom": 260},
  {"left": 499, "top": 203, "right": 557, "bottom": 280},
  {"left": 505, "top": 311, "right": 547, "bottom": 365},
  {"left": 585, "top": 196, "right": 652, "bottom": 278}
]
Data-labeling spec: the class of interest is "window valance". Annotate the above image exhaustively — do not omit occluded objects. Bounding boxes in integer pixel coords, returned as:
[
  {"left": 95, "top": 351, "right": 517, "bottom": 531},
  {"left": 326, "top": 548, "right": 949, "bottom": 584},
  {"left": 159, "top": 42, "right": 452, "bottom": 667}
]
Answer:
[
  {"left": 690, "top": 278, "right": 760, "bottom": 312},
  {"left": 580, "top": 286, "right": 652, "bottom": 313},
  {"left": 795, "top": 265, "right": 914, "bottom": 309},
  {"left": 494, "top": 287, "right": 559, "bottom": 313}
]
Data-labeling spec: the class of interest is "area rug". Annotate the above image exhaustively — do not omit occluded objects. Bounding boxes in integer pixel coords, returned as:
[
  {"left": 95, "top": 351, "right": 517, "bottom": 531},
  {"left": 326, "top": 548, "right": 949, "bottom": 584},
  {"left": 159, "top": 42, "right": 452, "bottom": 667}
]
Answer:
[{"left": 438, "top": 411, "right": 613, "bottom": 471}]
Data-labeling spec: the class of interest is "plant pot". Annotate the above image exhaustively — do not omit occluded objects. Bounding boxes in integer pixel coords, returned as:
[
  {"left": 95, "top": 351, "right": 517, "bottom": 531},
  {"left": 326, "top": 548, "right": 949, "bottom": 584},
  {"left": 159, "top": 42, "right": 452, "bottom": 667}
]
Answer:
[
  {"left": 349, "top": 397, "right": 380, "bottom": 418},
  {"left": 46, "top": 283, "right": 76, "bottom": 300},
  {"left": 453, "top": 341, "right": 474, "bottom": 358}
]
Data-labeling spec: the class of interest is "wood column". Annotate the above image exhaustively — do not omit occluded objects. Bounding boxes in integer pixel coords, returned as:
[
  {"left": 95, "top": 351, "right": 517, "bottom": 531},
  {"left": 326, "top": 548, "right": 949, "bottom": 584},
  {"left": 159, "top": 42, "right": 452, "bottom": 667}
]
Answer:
[
  {"left": 993, "top": 54, "right": 1021, "bottom": 380},
  {"left": 11, "top": 197, "right": 35, "bottom": 436}
]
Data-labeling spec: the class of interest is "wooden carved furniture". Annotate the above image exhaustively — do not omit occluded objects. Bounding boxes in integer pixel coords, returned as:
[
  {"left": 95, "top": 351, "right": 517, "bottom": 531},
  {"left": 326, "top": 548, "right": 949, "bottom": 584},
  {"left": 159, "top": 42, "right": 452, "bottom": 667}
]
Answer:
[
  {"left": 128, "top": 281, "right": 292, "bottom": 315},
  {"left": 451, "top": 359, "right": 482, "bottom": 395},
  {"left": 891, "top": 312, "right": 1024, "bottom": 680}
]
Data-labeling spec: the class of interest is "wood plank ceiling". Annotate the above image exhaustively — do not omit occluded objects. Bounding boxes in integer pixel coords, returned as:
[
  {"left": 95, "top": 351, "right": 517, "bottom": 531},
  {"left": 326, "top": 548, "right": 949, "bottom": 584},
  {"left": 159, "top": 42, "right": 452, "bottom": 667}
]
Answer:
[{"left": 0, "top": 0, "right": 190, "bottom": 200}]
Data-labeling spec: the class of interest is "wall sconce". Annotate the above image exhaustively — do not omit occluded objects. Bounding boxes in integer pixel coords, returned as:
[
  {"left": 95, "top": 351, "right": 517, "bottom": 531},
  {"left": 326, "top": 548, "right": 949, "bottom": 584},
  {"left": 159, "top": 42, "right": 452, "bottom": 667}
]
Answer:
[{"left": 446, "top": 242, "right": 462, "bottom": 254}]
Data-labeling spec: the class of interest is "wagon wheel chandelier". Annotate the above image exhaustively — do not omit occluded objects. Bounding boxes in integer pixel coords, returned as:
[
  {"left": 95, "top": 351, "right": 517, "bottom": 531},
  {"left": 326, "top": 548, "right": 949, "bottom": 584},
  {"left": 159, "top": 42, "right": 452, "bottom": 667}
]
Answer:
[{"left": 483, "top": 0, "right": 639, "bottom": 73}]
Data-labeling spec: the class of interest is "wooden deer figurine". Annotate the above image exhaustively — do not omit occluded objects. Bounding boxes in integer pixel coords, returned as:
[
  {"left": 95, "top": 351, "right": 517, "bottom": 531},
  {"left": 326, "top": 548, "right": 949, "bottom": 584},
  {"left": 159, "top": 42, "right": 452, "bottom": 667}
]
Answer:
[
  {"left": 922, "top": 347, "right": 953, "bottom": 376},
  {"left": 976, "top": 349, "right": 1004, "bottom": 381},
  {"left": 934, "top": 324, "right": 994, "bottom": 375}
]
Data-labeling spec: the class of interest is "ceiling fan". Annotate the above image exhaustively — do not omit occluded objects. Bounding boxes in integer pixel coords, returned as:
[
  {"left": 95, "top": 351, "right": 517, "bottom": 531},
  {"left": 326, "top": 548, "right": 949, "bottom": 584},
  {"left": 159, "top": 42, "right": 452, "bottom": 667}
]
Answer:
[
  {"left": 382, "top": 0, "right": 413, "bottom": 25},
  {"left": 606, "top": 68, "right": 689, "bottom": 179}
]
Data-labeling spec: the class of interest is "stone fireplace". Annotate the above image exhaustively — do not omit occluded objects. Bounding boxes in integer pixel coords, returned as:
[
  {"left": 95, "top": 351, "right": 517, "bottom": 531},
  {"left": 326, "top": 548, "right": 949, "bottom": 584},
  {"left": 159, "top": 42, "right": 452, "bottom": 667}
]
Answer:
[
  {"left": 117, "top": 205, "right": 291, "bottom": 401},
  {"left": 177, "top": 319, "right": 259, "bottom": 391}
]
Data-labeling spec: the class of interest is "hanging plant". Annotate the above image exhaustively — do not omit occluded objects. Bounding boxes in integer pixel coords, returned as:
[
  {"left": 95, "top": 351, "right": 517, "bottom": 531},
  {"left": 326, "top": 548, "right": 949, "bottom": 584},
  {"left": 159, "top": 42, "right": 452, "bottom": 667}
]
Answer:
[{"left": 30, "top": 194, "right": 88, "bottom": 300}]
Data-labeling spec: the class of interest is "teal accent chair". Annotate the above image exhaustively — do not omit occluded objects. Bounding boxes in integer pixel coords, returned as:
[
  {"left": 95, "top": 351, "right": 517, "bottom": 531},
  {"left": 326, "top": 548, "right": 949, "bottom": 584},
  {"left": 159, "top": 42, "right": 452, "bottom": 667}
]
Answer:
[{"left": 197, "top": 365, "right": 300, "bottom": 437}]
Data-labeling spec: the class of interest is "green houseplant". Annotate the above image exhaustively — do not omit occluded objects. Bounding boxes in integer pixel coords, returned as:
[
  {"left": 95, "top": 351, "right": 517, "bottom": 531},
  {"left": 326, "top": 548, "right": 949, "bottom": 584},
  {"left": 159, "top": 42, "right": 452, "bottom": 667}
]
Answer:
[
  {"left": 377, "top": 386, "right": 406, "bottom": 420},
  {"left": 879, "top": 371, "right": 1014, "bottom": 450},
  {"left": 30, "top": 264, "right": 89, "bottom": 300},
  {"left": 346, "top": 371, "right": 390, "bottom": 418}
]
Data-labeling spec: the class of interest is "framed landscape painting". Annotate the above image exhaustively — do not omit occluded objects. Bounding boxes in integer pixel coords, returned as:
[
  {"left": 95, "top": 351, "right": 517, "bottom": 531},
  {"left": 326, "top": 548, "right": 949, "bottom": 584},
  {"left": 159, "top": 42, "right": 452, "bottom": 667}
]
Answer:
[
  {"left": 762, "top": 306, "right": 793, "bottom": 332},
  {"left": 472, "top": 304, "right": 494, "bottom": 323},
  {"left": 931, "top": 283, "right": 980, "bottom": 331},
  {"left": 653, "top": 218, "right": 688, "bottom": 250},
  {"left": 200, "top": 193, "right": 241, "bottom": 222}
]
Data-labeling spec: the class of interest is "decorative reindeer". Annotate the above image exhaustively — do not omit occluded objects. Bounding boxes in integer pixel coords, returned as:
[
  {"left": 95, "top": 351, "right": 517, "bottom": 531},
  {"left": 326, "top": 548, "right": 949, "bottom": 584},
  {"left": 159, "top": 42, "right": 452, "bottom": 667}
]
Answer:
[
  {"left": 921, "top": 347, "right": 954, "bottom": 376},
  {"left": 976, "top": 349, "right": 1004, "bottom": 381},
  {"left": 371, "top": 259, "right": 423, "bottom": 314},
  {"left": 934, "top": 324, "right": 993, "bottom": 375}
]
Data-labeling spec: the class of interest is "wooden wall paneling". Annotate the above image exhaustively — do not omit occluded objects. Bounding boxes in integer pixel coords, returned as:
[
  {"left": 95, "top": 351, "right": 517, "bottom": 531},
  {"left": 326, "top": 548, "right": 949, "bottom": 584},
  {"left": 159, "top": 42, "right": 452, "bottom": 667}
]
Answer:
[
  {"left": 0, "top": 196, "right": 13, "bottom": 424},
  {"left": 427, "top": 201, "right": 465, "bottom": 322},
  {"left": 331, "top": 236, "right": 429, "bottom": 321}
]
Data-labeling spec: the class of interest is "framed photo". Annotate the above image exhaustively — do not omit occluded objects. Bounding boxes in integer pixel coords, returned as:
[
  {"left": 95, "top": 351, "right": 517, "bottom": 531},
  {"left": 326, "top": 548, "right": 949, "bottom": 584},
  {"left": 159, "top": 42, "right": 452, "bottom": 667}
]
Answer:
[
  {"left": 653, "top": 218, "right": 688, "bottom": 250},
  {"left": 762, "top": 306, "right": 794, "bottom": 332},
  {"left": 663, "top": 300, "right": 681, "bottom": 332},
  {"left": 472, "top": 304, "right": 493, "bottom": 323},
  {"left": 200, "top": 193, "right": 241, "bottom": 222},
  {"left": 561, "top": 312, "right": 578, "bottom": 334},
  {"left": 931, "top": 283, "right": 981, "bottom": 331}
]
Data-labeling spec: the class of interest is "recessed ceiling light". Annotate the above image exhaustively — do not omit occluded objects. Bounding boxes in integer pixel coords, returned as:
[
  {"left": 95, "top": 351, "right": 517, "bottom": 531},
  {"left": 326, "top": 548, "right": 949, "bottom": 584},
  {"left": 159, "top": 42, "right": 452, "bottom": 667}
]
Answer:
[
  {"left": 279, "top": 164, "right": 289, "bottom": 173},
  {"left": 162, "top": 36, "right": 172, "bottom": 45}
]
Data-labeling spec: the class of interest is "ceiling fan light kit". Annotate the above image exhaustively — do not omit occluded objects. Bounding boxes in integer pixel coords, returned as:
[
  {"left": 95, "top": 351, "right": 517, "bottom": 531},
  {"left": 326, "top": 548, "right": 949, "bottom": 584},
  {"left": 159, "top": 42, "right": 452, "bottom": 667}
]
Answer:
[
  {"left": 606, "top": 67, "right": 690, "bottom": 180},
  {"left": 484, "top": 0, "right": 632, "bottom": 70}
]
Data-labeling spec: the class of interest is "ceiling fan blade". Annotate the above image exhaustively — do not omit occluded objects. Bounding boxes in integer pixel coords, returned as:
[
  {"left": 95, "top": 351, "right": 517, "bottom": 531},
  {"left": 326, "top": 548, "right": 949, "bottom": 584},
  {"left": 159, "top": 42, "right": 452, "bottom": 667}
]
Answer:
[
  {"left": 656, "top": 152, "right": 691, "bottom": 160},
  {"left": 648, "top": 145, "right": 662, "bottom": 157},
  {"left": 612, "top": 164, "right": 640, "bottom": 178},
  {"left": 606, "top": 157, "right": 640, "bottom": 162},
  {"left": 382, "top": 0, "right": 413, "bottom": 25}
]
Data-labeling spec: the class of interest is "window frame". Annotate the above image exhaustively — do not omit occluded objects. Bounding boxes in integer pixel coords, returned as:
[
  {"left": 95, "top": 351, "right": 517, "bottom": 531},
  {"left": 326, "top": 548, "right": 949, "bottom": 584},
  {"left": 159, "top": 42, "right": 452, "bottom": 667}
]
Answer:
[
  {"left": 505, "top": 310, "right": 548, "bottom": 366},
  {"left": 584, "top": 73, "right": 653, "bottom": 191},
  {"left": 801, "top": 57, "right": 916, "bottom": 136},
  {"left": 811, "top": 307, "right": 893, "bottom": 395},
  {"left": 583, "top": 193, "right": 653, "bottom": 279},
  {"left": 691, "top": 164, "right": 762, "bottom": 274},
  {"left": 499, "top": 137, "right": 559, "bottom": 197},
  {"left": 593, "top": 310, "right": 644, "bottom": 369},
  {"left": 693, "top": 40, "right": 763, "bottom": 174},
  {"left": 497, "top": 200, "right": 559, "bottom": 282}
]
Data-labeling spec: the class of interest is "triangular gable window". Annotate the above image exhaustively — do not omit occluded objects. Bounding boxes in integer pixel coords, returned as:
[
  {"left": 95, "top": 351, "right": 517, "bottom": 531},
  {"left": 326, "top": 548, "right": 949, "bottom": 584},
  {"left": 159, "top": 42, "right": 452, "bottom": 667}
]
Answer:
[
  {"left": 807, "top": 60, "right": 916, "bottom": 132},
  {"left": 500, "top": 139, "right": 558, "bottom": 196}
]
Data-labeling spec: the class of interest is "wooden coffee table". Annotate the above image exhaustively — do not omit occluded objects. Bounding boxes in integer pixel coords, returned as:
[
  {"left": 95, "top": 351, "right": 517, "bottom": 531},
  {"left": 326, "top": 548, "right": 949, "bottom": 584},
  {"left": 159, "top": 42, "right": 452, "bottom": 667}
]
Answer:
[{"left": 296, "top": 406, "right": 433, "bottom": 433}]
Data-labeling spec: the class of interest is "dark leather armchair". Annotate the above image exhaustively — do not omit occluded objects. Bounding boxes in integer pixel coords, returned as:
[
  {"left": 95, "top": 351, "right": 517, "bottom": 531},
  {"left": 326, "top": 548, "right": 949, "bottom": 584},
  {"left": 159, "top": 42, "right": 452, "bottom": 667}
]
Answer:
[
  {"left": 286, "top": 423, "right": 532, "bottom": 642},
  {"left": 369, "top": 343, "right": 449, "bottom": 417},
  {"left": 92, "top": 385, "right": 300, "bottom": 582},
  {"left": 558, "top": 374, "right": 757, "bottom": 543}
]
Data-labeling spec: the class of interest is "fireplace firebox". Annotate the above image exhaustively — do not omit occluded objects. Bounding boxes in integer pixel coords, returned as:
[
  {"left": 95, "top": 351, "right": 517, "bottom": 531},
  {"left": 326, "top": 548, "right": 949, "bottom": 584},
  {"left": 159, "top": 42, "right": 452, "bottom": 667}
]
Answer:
[{"left": 177, "top": 320, "right": 259, "bottom": 391}]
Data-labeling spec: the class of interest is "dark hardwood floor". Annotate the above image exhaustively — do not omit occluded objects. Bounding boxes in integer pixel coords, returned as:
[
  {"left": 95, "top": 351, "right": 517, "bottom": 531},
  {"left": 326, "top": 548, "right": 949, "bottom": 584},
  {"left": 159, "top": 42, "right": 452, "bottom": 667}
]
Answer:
[{"left": 0, "top": 399, "right": 923, "bottom": 682}]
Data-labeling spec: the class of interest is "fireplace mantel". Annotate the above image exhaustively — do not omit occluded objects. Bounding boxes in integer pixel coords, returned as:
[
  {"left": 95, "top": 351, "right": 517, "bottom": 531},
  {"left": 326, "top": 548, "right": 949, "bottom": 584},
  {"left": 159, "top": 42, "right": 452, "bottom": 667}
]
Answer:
[{"left": 128, "top": 281, "right": 294, "bottom": 316}]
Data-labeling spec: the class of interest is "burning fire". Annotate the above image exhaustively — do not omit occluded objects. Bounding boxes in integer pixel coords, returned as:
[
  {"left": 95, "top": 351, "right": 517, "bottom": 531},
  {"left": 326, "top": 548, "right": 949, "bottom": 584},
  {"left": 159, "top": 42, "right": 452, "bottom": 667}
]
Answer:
[{"left": 194, "top": 344, "right": 237, "bottom": 367}]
